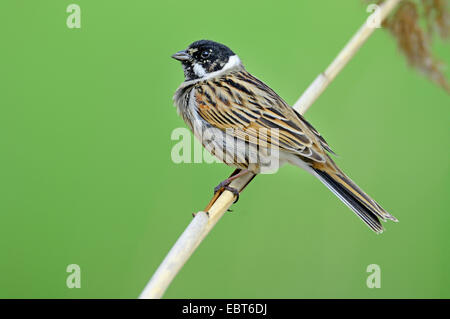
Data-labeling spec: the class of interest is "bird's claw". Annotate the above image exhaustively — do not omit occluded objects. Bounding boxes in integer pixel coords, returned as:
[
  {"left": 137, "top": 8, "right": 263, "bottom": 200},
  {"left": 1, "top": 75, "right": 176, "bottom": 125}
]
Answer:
[
  {"left": 214, "top": 180, "right": 229, "bottom": 194},
  {"left": 214, "top": 181, "right": 240, "bottom": 204}
]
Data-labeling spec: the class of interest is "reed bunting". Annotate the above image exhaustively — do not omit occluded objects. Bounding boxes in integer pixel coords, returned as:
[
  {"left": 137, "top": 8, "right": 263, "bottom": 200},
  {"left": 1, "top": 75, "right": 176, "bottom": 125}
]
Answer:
[{"left": 172, "top": 40, "right": 398, "bottom": 233}]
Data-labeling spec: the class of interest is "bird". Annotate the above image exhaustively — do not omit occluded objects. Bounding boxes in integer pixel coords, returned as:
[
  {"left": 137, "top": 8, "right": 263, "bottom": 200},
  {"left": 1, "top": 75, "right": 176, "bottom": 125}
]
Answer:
[{"left": 171, "top": 39, "right": 398, "bottom": 233}]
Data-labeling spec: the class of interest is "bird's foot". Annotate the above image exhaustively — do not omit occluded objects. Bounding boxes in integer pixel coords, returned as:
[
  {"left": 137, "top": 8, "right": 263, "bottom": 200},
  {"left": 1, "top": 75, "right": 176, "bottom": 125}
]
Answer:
[{"left": 214, "top": 180, "right": 240, "bottom": 204}]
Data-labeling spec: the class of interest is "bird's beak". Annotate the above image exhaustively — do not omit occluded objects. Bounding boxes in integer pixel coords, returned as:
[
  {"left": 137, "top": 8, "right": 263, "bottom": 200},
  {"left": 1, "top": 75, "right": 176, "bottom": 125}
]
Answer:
[{"left": 171, "top": 50, "right": 191, "bottom": 62}]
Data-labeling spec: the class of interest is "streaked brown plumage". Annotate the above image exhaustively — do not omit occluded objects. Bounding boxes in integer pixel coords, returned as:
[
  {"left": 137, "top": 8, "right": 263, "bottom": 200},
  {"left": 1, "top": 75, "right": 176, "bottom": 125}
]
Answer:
[{"left": 172, "top": 40, "right": 398, "bottom": 233}]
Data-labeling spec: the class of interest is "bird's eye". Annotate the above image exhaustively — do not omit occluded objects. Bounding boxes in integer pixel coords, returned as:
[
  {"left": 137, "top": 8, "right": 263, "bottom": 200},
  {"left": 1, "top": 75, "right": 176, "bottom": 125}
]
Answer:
[{"left": 201, "top": 50, "right": 211, "bottom": 59}]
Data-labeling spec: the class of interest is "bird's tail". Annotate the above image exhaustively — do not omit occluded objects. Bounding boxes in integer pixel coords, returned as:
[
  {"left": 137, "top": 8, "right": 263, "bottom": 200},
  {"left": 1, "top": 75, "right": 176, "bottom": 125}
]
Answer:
[{"left": 312, "top": 167, "right": 398, "bottom": 233}]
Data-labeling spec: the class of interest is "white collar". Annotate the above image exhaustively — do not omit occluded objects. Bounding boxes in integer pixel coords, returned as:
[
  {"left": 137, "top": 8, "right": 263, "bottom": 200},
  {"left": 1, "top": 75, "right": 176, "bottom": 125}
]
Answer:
[{"left": 181, "top": 55, "right": 243, "bottom": 87}]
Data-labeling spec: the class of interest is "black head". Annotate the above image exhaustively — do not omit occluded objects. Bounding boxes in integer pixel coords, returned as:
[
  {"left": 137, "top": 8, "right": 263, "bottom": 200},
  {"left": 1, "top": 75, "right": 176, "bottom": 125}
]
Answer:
[{"left": 172, "top": 40, "right": 238, "bottom": 81}]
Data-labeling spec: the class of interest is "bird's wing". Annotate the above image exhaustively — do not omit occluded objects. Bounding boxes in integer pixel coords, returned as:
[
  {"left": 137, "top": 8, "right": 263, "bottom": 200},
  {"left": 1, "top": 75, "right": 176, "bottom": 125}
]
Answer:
[{"left": 193, "top": 70, "right": 335, "bottom": 163}]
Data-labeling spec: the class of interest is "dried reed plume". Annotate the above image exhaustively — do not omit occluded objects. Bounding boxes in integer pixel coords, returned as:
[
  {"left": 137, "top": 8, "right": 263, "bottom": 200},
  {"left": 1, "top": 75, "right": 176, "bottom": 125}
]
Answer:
[{"left": 380, "top": 0, "right": 450, "bottom": 92}]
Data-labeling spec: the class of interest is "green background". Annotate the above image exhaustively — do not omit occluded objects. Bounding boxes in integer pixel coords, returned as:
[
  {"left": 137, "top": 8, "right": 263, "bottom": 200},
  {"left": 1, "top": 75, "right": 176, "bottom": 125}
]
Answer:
[{"left": 1, "top": 0, "right": 449, "bottom": 298}]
